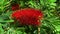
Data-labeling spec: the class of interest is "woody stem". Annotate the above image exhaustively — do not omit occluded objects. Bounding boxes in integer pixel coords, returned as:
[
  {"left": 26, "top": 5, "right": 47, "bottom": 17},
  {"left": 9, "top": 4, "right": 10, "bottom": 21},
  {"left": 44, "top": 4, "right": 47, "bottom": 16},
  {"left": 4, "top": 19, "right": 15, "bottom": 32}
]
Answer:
[{"left": 38, "top": 27, "right": 40, "bottom": 34}]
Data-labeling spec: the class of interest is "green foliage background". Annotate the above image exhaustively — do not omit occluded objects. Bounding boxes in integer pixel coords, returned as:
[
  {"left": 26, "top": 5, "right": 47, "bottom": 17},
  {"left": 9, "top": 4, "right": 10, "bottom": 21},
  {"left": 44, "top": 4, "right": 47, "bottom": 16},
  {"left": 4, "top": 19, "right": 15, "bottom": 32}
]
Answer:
[{"left": 0, "top": 0, "right": 60, "bottom": 34}]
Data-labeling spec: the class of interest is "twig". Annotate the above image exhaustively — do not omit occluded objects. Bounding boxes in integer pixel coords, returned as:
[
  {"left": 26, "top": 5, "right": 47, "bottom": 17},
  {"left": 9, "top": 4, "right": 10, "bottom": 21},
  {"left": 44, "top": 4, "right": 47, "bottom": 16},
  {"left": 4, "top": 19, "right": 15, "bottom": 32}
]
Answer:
[{"left": 38, "top": 27, "right": 40, "bottom": 34}]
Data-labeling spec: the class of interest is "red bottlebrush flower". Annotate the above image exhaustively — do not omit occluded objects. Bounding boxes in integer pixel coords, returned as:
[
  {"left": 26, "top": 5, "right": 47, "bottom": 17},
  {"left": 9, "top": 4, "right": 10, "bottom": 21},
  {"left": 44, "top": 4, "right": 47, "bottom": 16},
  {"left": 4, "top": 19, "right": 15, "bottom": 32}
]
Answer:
[
  {"left": 11, "top": 3, "right": 20, "bottom": 11},
  {"left": 11, "top": 8, "right": 43, "bottom": 26}
]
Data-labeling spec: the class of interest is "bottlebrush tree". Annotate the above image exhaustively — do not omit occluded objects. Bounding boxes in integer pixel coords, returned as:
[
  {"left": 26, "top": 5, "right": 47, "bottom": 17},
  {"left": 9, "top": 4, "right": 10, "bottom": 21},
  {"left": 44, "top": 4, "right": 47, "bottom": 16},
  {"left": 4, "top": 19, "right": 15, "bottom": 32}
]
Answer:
[{"left": 0, "top": 0, "right": 60, "bottom": 34}]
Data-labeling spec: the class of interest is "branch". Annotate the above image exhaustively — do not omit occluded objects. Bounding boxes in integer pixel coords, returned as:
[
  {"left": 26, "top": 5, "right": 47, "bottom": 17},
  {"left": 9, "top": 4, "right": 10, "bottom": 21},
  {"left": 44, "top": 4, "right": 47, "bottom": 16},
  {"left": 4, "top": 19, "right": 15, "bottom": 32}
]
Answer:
[{"left": 38, "top": 27, "right": 40, "bottom": 34}]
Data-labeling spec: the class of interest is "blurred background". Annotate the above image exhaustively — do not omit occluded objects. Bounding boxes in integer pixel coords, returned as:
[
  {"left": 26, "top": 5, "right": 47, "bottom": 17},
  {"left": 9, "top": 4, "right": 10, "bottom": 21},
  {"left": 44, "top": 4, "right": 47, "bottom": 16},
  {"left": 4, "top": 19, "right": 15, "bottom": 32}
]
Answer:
[{"left": 0, "top": 0, "right": 60, "bottom": 34}]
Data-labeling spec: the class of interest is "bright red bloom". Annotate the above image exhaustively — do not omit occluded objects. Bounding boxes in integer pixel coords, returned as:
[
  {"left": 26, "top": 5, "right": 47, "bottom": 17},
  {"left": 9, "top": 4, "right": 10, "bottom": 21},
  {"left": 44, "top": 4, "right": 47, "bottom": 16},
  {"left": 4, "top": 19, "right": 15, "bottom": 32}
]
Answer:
[
  {"left": 11, "top": 3, "right": 19, "bottom": 11},
  {"left": 11, "top": 8, "right": 43, "bottom": 26}
]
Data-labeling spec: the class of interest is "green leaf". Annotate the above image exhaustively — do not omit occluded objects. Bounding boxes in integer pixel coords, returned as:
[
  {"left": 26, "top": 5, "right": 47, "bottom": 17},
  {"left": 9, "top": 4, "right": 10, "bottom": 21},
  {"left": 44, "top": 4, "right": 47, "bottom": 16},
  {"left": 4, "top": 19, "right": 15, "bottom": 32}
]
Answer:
[
  {"left": 0, "top": 19, "right": 14, "bottom": 23},
  {"left": 0, "top": 0, "right": 11, "bottom": 12},
  {"left": 48, "top": 0, "right": 56, "bottom": 3},
  {"left": 16, "top": 31, "right": 22, "bottom": 34},
  {"left": 0, "top": 23, "right": 4, "bottom": 34}
]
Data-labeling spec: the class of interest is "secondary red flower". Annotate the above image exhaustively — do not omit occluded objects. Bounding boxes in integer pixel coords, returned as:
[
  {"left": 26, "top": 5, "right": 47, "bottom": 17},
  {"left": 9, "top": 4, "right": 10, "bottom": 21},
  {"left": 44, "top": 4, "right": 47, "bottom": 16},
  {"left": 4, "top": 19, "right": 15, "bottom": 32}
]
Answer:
[
  {"left": 11, "top": 8, "right": 43, "bottom": 26},
  {"left": 11, "top": 3, "right": 20, "bottom": 11}
]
